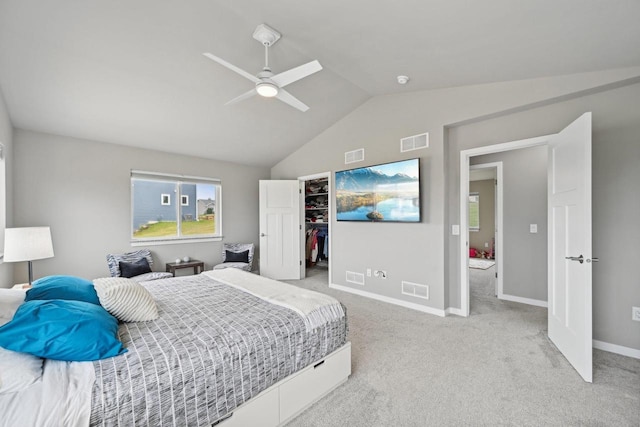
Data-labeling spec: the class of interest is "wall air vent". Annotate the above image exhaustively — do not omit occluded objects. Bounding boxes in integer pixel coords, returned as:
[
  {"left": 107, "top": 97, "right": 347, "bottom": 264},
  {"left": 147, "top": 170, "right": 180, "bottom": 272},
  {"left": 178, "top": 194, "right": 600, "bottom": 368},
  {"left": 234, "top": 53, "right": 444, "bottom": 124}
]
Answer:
[
  {"left": 401, "top": 281, "right": 429, "bottom": 300},
  {"left": 344, "top": 148, "right": 365, "bottom": 164},
  {"left": 346, "top": 271, "right": 365, "bottom": 285},
  {"left": 400, "top": 132, "right": 429, "bottom": 153}
]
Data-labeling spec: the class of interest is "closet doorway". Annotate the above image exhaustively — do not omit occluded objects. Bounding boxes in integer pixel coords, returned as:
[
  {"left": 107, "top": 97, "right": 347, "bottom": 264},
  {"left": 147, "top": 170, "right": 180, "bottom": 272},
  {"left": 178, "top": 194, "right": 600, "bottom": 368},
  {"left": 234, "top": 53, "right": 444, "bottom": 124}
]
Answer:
[{"left": 299, "top": 172, "right": 331, "bottom": 283}]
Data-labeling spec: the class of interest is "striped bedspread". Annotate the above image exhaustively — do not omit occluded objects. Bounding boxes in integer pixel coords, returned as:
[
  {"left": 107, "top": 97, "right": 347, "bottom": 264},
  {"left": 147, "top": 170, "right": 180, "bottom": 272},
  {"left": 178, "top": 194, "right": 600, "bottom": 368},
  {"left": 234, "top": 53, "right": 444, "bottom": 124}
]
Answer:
[{"left": 89, "top": 274, "right": 347, "bottom": 426}]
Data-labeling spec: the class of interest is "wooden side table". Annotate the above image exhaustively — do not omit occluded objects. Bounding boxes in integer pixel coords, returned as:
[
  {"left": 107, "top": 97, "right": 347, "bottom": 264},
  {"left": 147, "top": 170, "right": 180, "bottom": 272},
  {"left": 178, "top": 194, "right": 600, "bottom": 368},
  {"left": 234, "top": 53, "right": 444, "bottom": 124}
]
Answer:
[{"left": 165, "top": 260, "right": 205, "bottom": 277}]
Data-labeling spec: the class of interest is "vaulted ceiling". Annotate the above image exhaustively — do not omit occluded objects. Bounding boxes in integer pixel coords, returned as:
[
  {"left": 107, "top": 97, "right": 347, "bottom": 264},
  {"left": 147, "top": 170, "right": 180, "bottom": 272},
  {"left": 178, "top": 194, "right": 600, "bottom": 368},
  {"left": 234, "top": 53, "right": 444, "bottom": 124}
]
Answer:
[{"left": 1, "top": 0, "right": 639, "bottom": 166}]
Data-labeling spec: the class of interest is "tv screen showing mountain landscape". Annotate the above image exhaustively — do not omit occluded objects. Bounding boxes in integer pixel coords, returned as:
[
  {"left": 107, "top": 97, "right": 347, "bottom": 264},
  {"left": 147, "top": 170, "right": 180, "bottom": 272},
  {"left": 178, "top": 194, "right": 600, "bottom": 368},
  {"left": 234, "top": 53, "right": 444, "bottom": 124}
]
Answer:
[{"left": 335, "top": 158, "right": 420, "bottom": 222}]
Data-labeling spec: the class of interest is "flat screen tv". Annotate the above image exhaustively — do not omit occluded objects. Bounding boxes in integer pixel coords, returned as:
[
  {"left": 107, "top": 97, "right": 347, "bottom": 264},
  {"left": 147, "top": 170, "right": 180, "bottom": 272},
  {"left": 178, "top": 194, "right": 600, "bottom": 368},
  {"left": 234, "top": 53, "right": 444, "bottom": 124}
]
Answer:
[{"left": 335, "top": 158, "right": 420, "bottom": 222}]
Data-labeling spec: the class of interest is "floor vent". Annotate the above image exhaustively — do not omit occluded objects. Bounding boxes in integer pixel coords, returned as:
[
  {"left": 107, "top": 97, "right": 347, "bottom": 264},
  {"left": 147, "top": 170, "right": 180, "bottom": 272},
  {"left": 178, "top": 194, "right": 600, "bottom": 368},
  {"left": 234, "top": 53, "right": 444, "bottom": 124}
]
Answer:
[
  {"left": 345, "top": 148, "right": 365, "bottom": 164},
  {"left": 400, "top": 132, "right": 429, "bottom": 152},
  {"left": 346, "top": 271, "right": 365, "bottom": 285},
  {"left": 401, "top": 281, "right": 429, "bottom": 300}
]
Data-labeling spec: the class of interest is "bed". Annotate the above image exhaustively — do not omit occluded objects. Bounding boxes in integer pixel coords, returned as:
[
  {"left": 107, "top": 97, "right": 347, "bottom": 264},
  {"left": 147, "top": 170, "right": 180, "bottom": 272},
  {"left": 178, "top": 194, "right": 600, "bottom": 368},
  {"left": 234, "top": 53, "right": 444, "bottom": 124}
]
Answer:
[{"left": 0, "top": 269, "right": 350, "bottom": 427}]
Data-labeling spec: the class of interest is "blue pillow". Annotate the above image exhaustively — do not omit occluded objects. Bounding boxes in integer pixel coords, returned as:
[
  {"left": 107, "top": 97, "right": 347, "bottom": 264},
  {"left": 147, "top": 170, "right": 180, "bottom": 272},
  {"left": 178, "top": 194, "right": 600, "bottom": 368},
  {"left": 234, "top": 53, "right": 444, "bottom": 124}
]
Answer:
[
  {"left": 26, "top": 275, "right": 100, "bottom": 305},
  {"left": 0, "top": 300, "right": 127, "bottom": 361}
]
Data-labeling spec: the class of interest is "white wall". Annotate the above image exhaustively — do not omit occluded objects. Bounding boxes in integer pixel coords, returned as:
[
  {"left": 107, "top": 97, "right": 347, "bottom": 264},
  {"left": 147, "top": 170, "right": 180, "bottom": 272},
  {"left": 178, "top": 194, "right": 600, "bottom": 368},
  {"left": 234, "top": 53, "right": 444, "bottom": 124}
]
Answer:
[
  {"left": 0, "top": 86, "right": 13, "bottom": 288},
  {"left": 12, "top": 129, "right": 270, "bottom": 282},
  {"left": 272, "top": 67, "right": 640, "bottom": 350}
]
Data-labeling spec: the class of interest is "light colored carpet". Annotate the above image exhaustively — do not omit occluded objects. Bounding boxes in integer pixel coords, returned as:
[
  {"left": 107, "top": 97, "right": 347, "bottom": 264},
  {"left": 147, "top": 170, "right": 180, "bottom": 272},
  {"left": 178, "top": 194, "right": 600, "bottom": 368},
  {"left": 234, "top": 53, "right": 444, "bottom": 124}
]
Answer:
[
  {"left": 284, "top": 267, "right": 640, "bottom": 426},
  {"left": 469, "top": 258, "right": 496, "bottom": 270}
]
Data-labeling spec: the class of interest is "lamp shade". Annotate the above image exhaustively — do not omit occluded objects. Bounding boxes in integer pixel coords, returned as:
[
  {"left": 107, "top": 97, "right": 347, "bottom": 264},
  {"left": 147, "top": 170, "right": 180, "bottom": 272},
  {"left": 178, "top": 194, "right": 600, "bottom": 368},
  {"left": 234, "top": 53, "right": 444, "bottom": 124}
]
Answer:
[{"left": 3, "top": 227, "right": 54, "bottom": 262}]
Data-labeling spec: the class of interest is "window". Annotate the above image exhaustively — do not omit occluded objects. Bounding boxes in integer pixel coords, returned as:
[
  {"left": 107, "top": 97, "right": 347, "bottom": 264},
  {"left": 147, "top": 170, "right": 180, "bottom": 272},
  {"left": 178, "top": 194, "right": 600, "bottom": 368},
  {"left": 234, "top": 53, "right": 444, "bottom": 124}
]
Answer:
[
  {"left": 469, "top": 193, "right": 480, "bottom": 231},
  {"left": 0, "top": 143, "right": 5, "bottom": 261},
  {"left": 131, "top": 171, "right": 221, "bottom": 244}
]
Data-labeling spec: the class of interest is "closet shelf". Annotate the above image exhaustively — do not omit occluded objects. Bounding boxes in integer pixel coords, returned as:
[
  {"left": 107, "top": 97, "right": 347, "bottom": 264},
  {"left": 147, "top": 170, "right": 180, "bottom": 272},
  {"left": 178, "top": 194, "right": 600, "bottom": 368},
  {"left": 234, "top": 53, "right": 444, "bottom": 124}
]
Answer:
[{"left": 305, "top": 177, "right": 329, "bottom": 269}]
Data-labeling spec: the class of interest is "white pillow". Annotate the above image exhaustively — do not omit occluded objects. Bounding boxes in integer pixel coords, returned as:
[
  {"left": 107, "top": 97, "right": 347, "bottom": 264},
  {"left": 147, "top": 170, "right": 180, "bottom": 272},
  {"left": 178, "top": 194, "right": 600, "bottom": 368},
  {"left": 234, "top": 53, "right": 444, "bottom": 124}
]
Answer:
[
  {"left": 0, "top": 289, "right": 27, "bottom": 323},
  {"left": 0, "top": 347, "right": 44, "bottom": 394},
  {"left": 92, "top": 277, "right": 159, "bottom": 322}
]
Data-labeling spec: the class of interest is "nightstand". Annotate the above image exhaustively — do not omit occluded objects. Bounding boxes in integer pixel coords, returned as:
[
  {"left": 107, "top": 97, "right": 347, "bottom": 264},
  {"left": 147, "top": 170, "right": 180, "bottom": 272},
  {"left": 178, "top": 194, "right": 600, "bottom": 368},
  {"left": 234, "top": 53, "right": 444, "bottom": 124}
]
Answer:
[{"left": 165, "top": 260, "right": 205, "bottom": 277}]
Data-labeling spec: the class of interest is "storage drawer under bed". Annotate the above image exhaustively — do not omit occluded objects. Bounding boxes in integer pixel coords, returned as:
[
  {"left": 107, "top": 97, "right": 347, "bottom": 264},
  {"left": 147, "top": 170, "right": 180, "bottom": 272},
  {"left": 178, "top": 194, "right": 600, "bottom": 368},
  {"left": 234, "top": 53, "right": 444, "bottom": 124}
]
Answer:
[{"left": 216, "top": 342, "right": 351, "bottom": 427}]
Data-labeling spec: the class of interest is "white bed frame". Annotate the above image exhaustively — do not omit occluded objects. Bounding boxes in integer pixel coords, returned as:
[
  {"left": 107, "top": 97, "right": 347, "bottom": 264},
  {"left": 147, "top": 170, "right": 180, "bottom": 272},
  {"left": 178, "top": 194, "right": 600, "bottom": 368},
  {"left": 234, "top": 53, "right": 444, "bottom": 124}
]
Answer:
[{"left": 217, "top": 341, "right": 351, "bottom": 426}]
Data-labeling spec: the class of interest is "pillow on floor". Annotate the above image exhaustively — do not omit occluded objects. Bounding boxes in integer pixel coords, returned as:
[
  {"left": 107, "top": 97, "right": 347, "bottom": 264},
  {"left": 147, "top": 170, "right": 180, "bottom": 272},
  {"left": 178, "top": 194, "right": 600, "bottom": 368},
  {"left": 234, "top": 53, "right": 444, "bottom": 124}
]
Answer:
[
  {"left": 0, "top": 300, "right": 126, "bottom": 361},
  {"left": 26, "top": 275, "right": 100, "bottom": 305},
  {"left": 0, "top": 347, "right": 43, "bottom": 394},
  {"left": 92, "top": 277, "right": 159, "bottom": 322}
]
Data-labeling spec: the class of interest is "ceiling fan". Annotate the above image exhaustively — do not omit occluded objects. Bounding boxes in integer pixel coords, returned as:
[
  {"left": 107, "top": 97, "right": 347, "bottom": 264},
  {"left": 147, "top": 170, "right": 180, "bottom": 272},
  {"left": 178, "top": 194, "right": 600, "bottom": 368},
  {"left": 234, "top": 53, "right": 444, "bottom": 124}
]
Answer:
[{"left": 203, "top": 24, "right": 322, "bottom": 112}]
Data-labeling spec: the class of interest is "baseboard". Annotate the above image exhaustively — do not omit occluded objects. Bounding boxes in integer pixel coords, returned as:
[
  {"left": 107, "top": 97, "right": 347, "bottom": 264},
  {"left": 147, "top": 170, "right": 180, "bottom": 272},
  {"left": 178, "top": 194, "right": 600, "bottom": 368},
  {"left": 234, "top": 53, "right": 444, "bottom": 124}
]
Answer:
[
  {"left": 445, "top": 307, "right": 466, "bottom": 317},
  {"left": 329, "top": 283, "right": 446, "bottom": 317},
  {"left": 498, "top": 293, "right": 548, "bottom": 308},
  {"left": 593, "top": 339, "right": 640, "bottom": 359}
]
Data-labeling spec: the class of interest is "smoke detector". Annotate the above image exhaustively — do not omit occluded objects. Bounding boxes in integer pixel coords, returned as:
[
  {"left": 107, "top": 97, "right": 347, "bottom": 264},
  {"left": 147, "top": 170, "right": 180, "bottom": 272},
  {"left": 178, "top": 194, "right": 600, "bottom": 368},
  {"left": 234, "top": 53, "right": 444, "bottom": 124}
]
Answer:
[{"left": 397, "top": 75, "right": 409, "bottom": 85}]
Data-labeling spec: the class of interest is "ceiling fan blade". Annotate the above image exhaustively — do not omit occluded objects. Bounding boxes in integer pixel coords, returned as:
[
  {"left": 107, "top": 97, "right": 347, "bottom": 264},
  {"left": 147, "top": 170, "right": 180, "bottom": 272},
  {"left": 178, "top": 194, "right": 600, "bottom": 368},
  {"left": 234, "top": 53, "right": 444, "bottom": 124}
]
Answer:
[
  {"left": 203, "top": 53, "right": 260, "bottom": 84},
  {"left": 276, "top": 88, "right": 310, "bottom": 112},
  {"left": 225, "top": 88, "right": 257, "bottom": 106},
  {"left": 271, "top": 60, "right": 322, "bottom": 88}
]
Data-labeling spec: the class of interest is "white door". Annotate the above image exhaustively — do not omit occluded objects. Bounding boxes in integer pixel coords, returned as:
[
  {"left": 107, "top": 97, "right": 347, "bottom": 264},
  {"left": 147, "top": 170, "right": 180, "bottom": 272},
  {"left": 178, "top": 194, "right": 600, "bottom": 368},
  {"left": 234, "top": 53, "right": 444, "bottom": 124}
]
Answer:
[
  {"left": 548, "top": 112, "right": 593, "bottom": 382},
  {"left": 259, "top": 180, "right": 302, "bottom": 280}
]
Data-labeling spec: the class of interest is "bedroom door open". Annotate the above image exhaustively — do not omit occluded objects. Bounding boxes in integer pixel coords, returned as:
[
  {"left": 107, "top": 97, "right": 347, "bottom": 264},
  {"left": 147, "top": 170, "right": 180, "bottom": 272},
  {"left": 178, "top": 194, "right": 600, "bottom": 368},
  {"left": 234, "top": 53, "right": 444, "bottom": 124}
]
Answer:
[
  {"left": 547, "top": 112, "right": 593, "bottom": 382},
  {"left": 259, "top": 180, "right": 303, "bottom": 280}
]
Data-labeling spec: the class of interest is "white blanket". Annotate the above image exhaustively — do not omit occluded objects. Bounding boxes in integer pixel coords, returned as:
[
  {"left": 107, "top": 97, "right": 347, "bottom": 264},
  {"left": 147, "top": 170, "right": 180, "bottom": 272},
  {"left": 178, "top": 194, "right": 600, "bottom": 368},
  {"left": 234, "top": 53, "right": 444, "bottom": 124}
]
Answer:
[
  {"left": 204, "top": 269, "right": 345, "bottom": 332},
  {"left": 0, "top": 359, "right": 94, "bottom": 427}
]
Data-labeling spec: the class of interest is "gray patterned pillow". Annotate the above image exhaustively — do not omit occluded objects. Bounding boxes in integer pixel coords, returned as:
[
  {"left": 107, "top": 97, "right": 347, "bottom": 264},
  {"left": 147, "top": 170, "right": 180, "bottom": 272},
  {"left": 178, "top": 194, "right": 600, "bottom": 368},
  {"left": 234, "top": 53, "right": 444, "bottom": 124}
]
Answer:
[{"left": 106, "top": 249, "right": 154, "bottom": 277}]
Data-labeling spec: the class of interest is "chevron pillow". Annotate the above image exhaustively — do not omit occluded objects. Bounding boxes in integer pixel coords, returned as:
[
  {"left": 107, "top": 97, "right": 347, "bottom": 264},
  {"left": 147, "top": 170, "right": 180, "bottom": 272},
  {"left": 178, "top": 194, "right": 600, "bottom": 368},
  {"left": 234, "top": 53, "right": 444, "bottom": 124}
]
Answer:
[{"left": 92, "top": 277, "right": 158, "bottom": 322}]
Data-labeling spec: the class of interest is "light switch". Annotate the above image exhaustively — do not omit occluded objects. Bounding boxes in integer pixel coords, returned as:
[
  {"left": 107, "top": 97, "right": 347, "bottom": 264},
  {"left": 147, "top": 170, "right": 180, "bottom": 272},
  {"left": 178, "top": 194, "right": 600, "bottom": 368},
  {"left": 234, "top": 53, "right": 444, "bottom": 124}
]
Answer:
[
  {"left": 452, "top": 225, "right": 460, "bottom": 235},
  {"left": 530, "top": 224, "right": 538, "bottom": 233}
]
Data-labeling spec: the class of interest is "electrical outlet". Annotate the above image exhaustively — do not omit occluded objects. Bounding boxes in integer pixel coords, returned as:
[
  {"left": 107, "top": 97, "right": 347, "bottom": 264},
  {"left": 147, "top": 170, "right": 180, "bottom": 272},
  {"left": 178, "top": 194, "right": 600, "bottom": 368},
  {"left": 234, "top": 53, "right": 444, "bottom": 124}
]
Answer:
[
  {"left": 632, "top": 306, "right": 640, "bottom": 322},
  {"left": 367, "top": 268, "right": 371, "bottom": 277},
  {"left": 374, "top": 270, "right": 387, "bottom": 279},
  {"left": 484, "top": 242, "right": 489, "bottom": 248}
]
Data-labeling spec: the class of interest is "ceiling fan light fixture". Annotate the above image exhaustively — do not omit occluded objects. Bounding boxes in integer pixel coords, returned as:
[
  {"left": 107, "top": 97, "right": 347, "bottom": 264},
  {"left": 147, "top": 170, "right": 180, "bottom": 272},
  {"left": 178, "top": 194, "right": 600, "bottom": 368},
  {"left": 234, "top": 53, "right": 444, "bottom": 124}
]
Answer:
[{"left": 256, "top": 81, "right": 279, "bottom": 97}]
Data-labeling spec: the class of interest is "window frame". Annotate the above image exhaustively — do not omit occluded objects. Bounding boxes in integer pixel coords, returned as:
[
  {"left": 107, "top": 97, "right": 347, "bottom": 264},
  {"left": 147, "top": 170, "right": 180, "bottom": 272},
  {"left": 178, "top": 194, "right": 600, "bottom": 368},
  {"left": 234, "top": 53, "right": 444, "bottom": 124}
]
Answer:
[
  {"left": 0, "top": 142, "right": 5, "bottom": 262},
  {"left": 130, "top": 170, "right": 222, "bottom": 246},
  {"left": 161, "top": 193, "right": 171, "bottom": 206},
  {"left": 180, "top": 195, "right": 189, "bottom": 206},
  {"left": 468, "top": 192, "right": 480, "bottom": 232}
]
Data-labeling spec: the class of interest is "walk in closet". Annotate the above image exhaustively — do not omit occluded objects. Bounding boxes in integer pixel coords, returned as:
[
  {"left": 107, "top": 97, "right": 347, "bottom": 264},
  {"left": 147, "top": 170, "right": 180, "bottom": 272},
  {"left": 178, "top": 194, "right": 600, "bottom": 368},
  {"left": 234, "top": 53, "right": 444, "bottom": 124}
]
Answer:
[{"left": 304, "top": 176, "right": 329, "bottom": 270}]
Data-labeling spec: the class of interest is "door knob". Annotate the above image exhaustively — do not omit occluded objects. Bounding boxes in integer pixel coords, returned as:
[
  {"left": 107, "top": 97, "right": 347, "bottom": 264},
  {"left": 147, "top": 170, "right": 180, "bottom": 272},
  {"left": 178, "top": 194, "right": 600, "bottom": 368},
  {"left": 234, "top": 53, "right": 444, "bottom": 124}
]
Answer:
[
  {"left": 565, "top": 255, "right": 599, "bottom": 264},
  {"left": 565, "top": 255, "right": 584, "bottom": 264},
  {"left": 260, "top": 233, "right": 266, "bottom": 237}
]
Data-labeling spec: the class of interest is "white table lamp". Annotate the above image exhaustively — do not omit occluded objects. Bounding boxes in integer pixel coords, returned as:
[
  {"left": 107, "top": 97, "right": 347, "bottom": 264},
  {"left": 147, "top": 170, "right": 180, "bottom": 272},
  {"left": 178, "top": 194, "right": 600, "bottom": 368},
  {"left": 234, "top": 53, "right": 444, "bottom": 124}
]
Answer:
[{"left": 3, "top": 227, "right": 55, "bottom": 286}]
